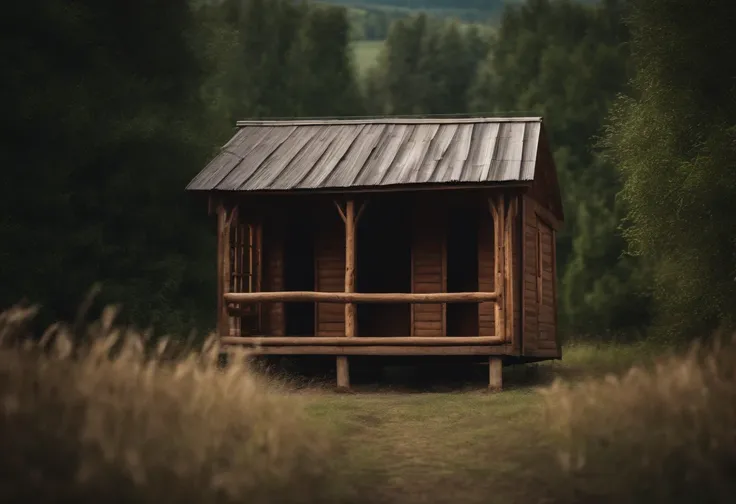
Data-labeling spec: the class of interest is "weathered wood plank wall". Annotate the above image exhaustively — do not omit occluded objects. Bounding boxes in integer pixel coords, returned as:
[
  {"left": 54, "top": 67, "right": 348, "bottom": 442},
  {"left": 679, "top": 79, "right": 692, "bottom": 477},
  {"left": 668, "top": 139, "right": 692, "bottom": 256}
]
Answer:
[
  {"left": 478, "top": 208, "right": 495, "bottom": 337},
  {"left": 411, "top": 203, "right": 446, "bottom": 336},
  {"left": 315, "top": 214, "right": 346, "bottom": 337},
  {"left": 522, "top": 197, "right": 558, "bottom": 356},
  {"left": 261, "top": 223, "right": 285, "bottom": 336},
  {"left": 537, "top": 216, "right": 557, "bottom": 352}
]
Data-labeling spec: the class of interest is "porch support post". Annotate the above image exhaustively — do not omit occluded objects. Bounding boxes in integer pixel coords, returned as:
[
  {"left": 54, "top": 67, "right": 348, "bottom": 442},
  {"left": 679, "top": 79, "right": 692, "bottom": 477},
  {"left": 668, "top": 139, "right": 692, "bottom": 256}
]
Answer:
[
  {"left": 217, "top": 202, "right": 237, "bottom": 338},
  {"left": 489, "top": 357, "right": 503, "bottom": 391},
  {"left": 490, "top": 195, "right": 506, "bottom": 343},
  {"left": 344, "top": 199, "right": 357, "bottom": 339},
  {"left": 504, "top": 197, "right": 518, "bottom": 342},
  {"left": 217, "top": 203, "right": 225, "bottom": 337},
  {"left": 334, "top": 199, "right": 361, "bottom": 391}
]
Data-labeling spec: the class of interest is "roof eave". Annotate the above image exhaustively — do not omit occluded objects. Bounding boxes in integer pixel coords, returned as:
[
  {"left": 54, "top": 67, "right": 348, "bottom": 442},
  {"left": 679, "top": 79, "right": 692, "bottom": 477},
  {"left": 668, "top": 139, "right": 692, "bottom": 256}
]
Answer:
[{"left": 185, "top": 180, "right": 534, "bottom": 196}]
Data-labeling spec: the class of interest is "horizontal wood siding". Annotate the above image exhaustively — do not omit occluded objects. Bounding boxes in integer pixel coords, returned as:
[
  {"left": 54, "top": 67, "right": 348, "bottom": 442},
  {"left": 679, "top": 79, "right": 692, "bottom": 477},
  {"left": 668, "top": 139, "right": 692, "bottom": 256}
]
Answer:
[
  {"left": 478, "top": 208, "right": 495, "bottom": 336},
  {"left": 412, "top": 205, "right": 446, "bottom": 336},
  {"left": 316, "top": 217, "right": 345, "bottom": 337},
  {"left": 261, "top": 224, "right": 285, "bottom": 336}
]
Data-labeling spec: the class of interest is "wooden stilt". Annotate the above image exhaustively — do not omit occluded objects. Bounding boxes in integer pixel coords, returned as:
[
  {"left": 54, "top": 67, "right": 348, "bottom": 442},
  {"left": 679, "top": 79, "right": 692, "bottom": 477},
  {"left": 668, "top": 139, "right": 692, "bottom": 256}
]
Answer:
[
  {"left": 336, "top": 356, "right": 350, "bottom": 391},
  {"left": 489, "top": 357, "right": 503, "bottom": 392}
]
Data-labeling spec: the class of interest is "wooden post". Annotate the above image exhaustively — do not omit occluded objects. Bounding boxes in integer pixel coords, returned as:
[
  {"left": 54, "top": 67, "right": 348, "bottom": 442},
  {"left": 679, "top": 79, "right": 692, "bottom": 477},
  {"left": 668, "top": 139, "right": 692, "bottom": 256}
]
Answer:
[
  {"left": 490, "top": 195, "right": 506, "bottom": 342},
  {"left": 489, "top": 357, "right": 503, "bottom": 391},
  {"left": 334, "top": 199, "right": 359, "bottom": 391},
  {"left": 227, "top": 206, "right": 238, "bottom": 337},
  {"left": 216, "top": 203, "right": 226, "bottom": 337},
  {"left": 255, "top": 222, "right": 263, "bottom": 333},
  {"left": 504, "top": 197, "right": 517, "bottom": 343},
  {"left": 217, "top": 203, "right": 237, "bottom": 337},
  {"left": 345, "top": 200, "right": 356, "bottom": 338}
]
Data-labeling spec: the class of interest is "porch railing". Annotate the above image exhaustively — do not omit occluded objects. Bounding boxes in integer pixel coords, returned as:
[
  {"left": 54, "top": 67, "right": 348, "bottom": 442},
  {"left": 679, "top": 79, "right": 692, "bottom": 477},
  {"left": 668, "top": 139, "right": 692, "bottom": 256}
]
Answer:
[{"left": 215, "top": 194, "right": 518, "bottom": 347}]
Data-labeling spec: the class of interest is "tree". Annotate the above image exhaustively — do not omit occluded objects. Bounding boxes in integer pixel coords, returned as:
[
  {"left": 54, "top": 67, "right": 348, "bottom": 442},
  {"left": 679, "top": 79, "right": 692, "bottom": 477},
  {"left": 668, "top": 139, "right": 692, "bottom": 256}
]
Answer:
[
  {"left": 0, "top": 0, "right": 218, "bottom": 334},
  {"left": 603, "top": 0, "right": 736, "bottom": 338},
  {"left": 286, "top": 5, "right": 365, "bottom": 117},
  {"left": 366, "top": 15, "right": 489, "bottom": 115}
]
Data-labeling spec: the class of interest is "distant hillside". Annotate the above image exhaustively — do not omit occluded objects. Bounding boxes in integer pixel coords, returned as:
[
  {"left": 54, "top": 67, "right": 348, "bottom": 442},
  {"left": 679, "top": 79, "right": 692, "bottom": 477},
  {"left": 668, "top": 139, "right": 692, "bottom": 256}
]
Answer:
[
  {"left": 319, "top": 0, "right": 508, "bottom": 9},
  {"left": 319, "top": 0, "right": 511, "bottom": 25}
]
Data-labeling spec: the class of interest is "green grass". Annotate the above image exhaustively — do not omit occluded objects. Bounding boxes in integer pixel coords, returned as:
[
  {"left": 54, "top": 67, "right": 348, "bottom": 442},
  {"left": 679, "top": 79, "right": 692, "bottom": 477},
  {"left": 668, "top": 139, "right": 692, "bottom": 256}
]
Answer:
[
  {"left": 306, "top": 389, "right": 546, "bottom": 504},
  {"left": 353, "top": 40, "right": 384, "bottom": 78},
  {"left": 299, "top": 341, "right": 673, "bottom": 504}
]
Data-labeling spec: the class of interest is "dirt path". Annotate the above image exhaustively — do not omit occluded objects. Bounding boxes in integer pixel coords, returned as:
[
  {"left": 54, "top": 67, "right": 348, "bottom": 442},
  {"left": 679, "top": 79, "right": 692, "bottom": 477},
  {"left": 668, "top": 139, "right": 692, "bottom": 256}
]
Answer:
[{"left": 305, "top": 388, "right": 555, "bottom": 504}]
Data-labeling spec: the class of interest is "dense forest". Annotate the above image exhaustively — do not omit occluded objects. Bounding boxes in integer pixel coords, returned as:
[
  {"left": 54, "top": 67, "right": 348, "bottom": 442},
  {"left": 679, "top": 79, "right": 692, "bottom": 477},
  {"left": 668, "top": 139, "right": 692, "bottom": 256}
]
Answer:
[{"left": 1, "top": 0, "right": 734, "bottom": 342}]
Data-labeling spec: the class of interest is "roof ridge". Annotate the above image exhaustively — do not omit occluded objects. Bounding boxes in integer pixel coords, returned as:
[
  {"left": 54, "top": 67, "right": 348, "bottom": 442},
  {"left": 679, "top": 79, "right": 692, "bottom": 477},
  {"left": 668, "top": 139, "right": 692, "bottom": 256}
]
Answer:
[{"left": 235, "top": 117, "right": 543, "bottom": 127}]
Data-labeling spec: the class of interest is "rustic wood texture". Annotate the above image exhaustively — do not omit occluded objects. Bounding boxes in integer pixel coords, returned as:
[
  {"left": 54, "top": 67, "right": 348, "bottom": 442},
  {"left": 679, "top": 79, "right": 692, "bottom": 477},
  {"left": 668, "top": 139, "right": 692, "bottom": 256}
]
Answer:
[
  {"left": 255, "top": 223, "right": 263, "bottom": 331},
  {"left": 188, "top": 118, "right": 547, "bottom": 193},
  {"left": 216, "top": 203, "right": 226, "bottom": 337},
  {"left": 522, "top": 196, "right": 539, "bottom": 354},
  {"left": 227, "top": 345, "right": 512, "bottom": 356},
  {"left": 215, "top": 188, "right": 561, "bottom": 368},
  {"left": 343, "top": 200, "right": 357, "bottom": 337},
  {"left": 478, "top": 202, "right": 495, "bottom": 336},
  {"left": 490, "top": 195, "right": 506, "bottom": 343},
  {"left": 336, "top": 355, "right": 350, "bottom": 390},
  {"left": 504, "top": 196, "right": 519, "bottom": 345},
  {"left": 521, "top": 196, "right": 560, "bottom": 357},
  {"left": 226, "top": 291, "right": 499, "bottom": 304},
  {"left": 315, "top": 210, "right": 346, "bottom": 337},
  {"left": 411, "top": 201, "right": 446, "bottom": 336},
  {"left": 488, "top": 357, "right": 503, "bottom": 391},
  {"left": 261, "top": 222, "right": 285, "bottom": 336},
  {"left": 221, "top": 336, "right": 504, "bottom": 346},
  {"left": 538, "top": 217, "right": 557, "bottom": 351},
  {"left": 512, "top": 197, "right": 522, "bottom": 354}
]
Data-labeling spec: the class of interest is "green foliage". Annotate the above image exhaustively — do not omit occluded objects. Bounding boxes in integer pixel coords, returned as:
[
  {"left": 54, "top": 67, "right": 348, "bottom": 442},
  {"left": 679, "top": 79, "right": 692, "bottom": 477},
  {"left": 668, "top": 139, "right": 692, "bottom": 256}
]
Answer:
[
  {"left": 603, "top": 0, "right": 736, "bottom": 338},
  {"left": 213, "top": 0, "right": 364, "bottom": 119},
  {"left": 353, "top": 40, "right": 386, "bottom": 78},
  {"left": 0, "top": 0, "right": 218, "bottom": 335},
  {"left": 365, "top": 14, "right": 491, "bottom": 114}
]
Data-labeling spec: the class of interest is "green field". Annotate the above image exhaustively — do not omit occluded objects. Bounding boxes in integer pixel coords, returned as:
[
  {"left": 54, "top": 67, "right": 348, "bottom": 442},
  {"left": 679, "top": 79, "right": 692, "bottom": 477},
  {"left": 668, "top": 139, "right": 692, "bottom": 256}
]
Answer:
[
  {"left": 353, "top": 40, "right": 385, "bottom": 77},
  {"left": 301, "top": 341, "right": 667, "bottom": 504}
]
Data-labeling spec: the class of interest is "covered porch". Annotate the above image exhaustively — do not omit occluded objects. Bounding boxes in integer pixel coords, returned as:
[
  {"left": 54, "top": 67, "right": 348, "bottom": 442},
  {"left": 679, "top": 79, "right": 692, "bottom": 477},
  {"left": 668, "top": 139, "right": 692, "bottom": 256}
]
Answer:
[{"left": 213, "top": 190, "right": 520, "bottom": 388}]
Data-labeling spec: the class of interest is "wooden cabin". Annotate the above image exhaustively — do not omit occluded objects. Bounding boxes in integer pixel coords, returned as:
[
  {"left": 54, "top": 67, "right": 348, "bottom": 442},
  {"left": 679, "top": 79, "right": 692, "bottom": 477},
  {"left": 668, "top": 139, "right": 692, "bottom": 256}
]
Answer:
[{"left": 186, "top": 116, "right": 564, "bottom": 390}]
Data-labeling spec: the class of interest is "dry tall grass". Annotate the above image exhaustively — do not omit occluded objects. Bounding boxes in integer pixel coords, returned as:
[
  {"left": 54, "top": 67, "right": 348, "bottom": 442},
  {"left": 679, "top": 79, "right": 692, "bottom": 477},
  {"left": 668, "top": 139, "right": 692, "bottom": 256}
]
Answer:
[
  {"left": 4, "top": 302, "right": 736, "bottom": 504},
  {"left": 0, "top": 305, "right": 351, "bottom": 504},
  {"left": 540, "top": 336, "right": 736, "bottom": 504}
]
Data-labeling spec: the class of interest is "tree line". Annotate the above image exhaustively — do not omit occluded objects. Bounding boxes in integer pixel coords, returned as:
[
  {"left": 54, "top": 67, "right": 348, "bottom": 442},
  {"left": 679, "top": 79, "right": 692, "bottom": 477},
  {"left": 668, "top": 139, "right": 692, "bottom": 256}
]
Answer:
[{"left": 1, "top": 0, "right": 733, "bottom": 341}]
